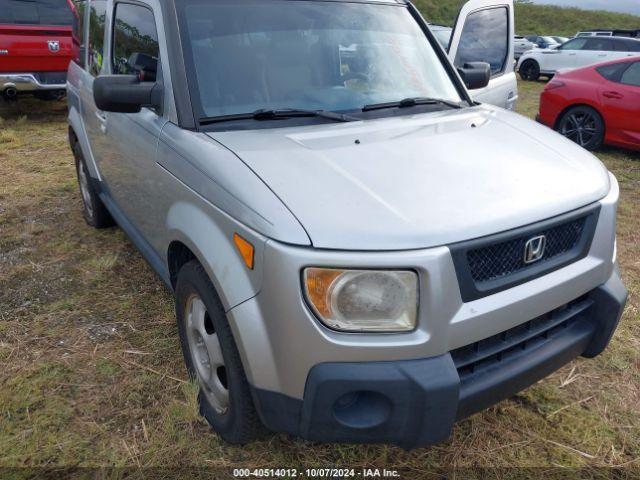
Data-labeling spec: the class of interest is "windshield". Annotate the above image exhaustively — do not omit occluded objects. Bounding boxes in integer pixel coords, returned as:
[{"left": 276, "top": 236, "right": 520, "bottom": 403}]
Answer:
[{"left": 176, "top": 0, "right": 462, "bottom": 121}]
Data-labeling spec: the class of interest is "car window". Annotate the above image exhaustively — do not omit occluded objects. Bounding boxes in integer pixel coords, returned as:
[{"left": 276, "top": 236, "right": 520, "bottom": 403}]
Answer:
[
  {"left": 454, "top": 7, "right": 508, "bottom": 77},
  {"left": 620, "top": 62, "right": 640, "bottom": 87},
  {"left": 0, "top": 0, "right": 73, "bottom": 25},
  {"left": 584, "top": 38, "right": 612, "bottom": 51},
  {"left": 73, "top": 1, "right": 86, "bottom": 66},
  {"left": 112, "top": 3, "right": 159, "bottom": 82},
  {"left": 87, "top": 0, "right": 106, "bottom": 77},
  {"left": 615, "top": 39, "right": 640, "bottom": 52},
  {"left": 596, "top": 62, "right": 629, "bottom": 81},
  {"left": 560, "top": 38, "right": 587, "bottom": 51}
]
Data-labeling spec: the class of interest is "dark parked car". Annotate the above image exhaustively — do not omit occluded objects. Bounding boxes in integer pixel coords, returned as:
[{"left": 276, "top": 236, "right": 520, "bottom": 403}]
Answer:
[{"left": 526, "top": 35, "right": 560, "bottom": 50}]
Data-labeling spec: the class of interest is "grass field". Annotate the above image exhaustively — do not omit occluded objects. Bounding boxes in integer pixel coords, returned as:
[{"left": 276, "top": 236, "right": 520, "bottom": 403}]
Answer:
[{"left": 0, "top": 81, "right": 638, "bottom": 479}]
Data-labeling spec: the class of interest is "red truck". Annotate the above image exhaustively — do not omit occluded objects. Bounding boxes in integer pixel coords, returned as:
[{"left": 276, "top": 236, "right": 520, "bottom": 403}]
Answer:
[{"left": 0, "top": 0, "right": 79, "bottom": 100}]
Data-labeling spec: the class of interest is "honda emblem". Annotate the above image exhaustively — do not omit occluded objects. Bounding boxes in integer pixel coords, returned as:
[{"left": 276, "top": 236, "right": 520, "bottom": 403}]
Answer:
[{"left": 524, "top": 235, "right": 547, "bottom": 264}]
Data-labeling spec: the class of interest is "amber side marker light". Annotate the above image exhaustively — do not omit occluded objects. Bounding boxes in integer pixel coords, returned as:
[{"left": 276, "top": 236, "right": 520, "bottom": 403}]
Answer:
[{"left": 233, "top": 233, "right": 255, "bottom": 270}]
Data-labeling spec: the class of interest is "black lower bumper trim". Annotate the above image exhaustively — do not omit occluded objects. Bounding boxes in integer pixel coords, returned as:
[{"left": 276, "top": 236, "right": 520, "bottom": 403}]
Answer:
[{"left": 251, "top": 274, "right": 627, "bottom": 449}]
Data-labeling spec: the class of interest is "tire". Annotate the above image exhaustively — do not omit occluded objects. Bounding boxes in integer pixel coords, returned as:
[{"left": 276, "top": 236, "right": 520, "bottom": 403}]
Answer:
[
  {"left": 519, "top": 60, "right": 540, "bottom": 81},
  {"left": 175, "top": 260, "right": 263, "bottom": 444},
  {"left": 72, "top": 141, "right": 114, "bottom": 228},
  {"left": 556, "top": 105, "right": 605, "bottom": 151}
]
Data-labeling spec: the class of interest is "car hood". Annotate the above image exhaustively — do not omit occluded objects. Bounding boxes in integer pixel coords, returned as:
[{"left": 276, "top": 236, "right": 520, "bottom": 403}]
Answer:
[{"left": 207, "top": 106, "right": 610, "bottom": 250}]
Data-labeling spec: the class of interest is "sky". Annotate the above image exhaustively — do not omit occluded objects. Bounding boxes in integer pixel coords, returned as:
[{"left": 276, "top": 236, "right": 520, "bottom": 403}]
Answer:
[{"left": 531, "top": 0, "right": 640, "bottom": 16}]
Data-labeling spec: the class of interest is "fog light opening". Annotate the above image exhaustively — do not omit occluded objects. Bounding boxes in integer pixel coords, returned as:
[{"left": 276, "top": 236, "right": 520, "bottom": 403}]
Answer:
[{"left": 332, "top": 391, "right": 391, "bottom": 429}]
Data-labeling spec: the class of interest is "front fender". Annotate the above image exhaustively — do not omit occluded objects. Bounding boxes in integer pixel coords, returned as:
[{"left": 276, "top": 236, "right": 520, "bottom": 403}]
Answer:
[{"left": 165, "top": 201, "right": 265, "bottom": 312}]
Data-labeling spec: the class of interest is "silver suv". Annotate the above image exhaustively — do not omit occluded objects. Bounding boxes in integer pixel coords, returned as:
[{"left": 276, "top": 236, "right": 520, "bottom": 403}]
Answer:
[{"left": 67, "top": 0, "right": 627, "bottom": 449}]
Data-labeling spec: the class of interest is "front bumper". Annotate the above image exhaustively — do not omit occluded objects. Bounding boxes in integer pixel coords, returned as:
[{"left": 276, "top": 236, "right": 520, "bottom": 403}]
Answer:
[
  {"left": 251, "top": 270, "right": 627, "bottom": 449},
  {"left": 1, "top": 72, "right": 67, "bottom": 92}
]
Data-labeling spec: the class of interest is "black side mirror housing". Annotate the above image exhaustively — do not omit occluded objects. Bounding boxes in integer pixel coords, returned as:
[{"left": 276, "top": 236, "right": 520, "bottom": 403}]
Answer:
[
  {"left": 93, "top": 75, "right": 162, "bottom": 113},
  {"left": 457, "top": 62, "right": 491, "bottom": 90}
]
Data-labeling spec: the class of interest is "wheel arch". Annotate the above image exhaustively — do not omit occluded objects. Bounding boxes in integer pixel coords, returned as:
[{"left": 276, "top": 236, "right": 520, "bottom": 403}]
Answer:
[{"left": 165, "top": 201, "right": 265, "bottom": 312}]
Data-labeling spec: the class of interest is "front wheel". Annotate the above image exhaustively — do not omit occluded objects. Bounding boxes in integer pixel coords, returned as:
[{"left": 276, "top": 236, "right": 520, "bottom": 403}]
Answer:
[
  {"left": 519, "top": 60, "right": 540, "bottom": 81},
  {"left": 556, "top": 106, "right": 605, "bottom": 151},
  {"left": 175, "top": 260, "right": 263, "bottom": 444}
]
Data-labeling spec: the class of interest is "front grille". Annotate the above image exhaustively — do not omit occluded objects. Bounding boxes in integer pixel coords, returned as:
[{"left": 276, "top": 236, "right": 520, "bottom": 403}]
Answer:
[
  {"left": 449, "top": 205, "right": 600, "bottom": 302},
  {"left": 34, "top": 72, "right": 67, "bottom": 85},
  {"left": 451, "top": 296, "right": 593, "bottom": 381},
  {"left": 467, "top": 218, "right": 586, "bottom": 284}
]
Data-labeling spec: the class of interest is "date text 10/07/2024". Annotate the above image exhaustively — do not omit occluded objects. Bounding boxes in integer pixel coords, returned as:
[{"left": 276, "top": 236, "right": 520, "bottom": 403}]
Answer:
[{"left": 232, "top": 468, "right": 402, "bottom": 478}]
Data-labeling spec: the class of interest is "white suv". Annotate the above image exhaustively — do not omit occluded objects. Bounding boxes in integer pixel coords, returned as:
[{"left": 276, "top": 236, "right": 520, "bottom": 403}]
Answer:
[{"left": 518, "top": 36, "right": 640, "bottom": 81}]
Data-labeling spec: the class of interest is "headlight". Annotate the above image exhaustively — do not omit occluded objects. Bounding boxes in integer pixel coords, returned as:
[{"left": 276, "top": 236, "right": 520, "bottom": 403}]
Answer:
[{"left": 303, "top": 268, "right": 418, "bottom": 332}]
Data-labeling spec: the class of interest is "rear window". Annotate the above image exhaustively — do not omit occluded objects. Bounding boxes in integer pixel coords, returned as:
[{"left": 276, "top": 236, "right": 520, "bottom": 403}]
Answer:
[
  {"left": 596, "top": 62, "right": 629, "bottom": 81},
  {"left": 0, "top": 0, "right": 74, "bottom": 26}
]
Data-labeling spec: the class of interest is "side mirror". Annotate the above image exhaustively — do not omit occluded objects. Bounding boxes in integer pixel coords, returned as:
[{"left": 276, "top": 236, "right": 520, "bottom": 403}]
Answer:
[
  {"left": 457, "top": 62, "right": 491, "bottom": 90},
  {"left": 93, "top": 75, "right": 162, "bottom": 114}
]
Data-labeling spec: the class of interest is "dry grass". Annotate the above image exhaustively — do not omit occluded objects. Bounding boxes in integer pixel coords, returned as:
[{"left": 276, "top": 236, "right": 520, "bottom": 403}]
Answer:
[{"left": 0, "top": 83, "right": 638, "bottom": 478}]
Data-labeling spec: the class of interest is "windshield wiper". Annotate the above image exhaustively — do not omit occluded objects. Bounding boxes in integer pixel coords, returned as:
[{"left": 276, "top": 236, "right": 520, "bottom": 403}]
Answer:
[
  {"left": 362, "top": 97, "right": 465, "bottom": 112},
  {"left": 200, "top": 108, "right": 359, "bottom": 125}
]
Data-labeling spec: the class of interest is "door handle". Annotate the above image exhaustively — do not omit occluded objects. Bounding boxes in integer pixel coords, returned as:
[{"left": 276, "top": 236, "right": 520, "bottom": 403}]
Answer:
[
  {"left": 603, "top": 91, "right": 623, "bottom": 99},
  {"left": 597, "top": 54, "right": 607, "bottom": 57}
]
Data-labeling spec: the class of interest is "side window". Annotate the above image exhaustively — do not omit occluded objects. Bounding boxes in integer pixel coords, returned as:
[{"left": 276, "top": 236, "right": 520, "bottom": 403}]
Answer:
[
  {"left": 454, "top": 7, "right": 508, "bottom": 77},
  {"left": 87, "top": 0, "right": 106, "bottom": 76},
  {"left": 72, "top": 1, "right": 86, "bottom": 67},
  {"left": 584, "top": 38, "right": 612, "bottom": 51},
  {"left": 596, "top": 62, "right": 629, "bottom": 82},
  {"left": 620, "top": 62, "right": 640, "bottom": 87},
  {"left": 112, "top": 3, "right": 159, "bottom": 82},
  {"left": 560, "top": 38, "right": 587, "bottom": 51},
  {"left": 618, "top": 40, "right": 640, "bottom": 53}
]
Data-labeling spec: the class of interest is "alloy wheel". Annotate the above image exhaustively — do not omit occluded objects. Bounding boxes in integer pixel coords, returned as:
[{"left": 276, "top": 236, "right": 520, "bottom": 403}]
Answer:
[{"left": 560, "top": 111, "right": 599, "bottom": 148}]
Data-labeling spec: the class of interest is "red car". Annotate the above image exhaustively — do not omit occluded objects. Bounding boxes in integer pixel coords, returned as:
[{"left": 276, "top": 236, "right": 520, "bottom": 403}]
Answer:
[
  {"left": 0, "top": 0, "right": 80, "bottom": 101},
  {"left": 538, "top": 57, "right": 640, "bottom": 152}
]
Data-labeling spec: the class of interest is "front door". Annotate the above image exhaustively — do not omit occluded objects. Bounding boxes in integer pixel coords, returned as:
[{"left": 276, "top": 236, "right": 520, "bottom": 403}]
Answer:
[
  {"left": 448, "top": 0, "right": 517, "bottom": 110},
  {"left": 79, "top": 0, "right": 108, "bottom": 182},
  {"left": 543, "top": 38, "right": 586, "bottom": 72},
  {"left": 91, "top": 0, "right": 168, "bottom": 234}
]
